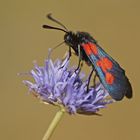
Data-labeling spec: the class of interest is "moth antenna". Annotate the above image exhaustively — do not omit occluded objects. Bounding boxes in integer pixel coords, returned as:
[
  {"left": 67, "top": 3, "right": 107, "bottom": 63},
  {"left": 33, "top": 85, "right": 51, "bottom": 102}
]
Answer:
[
  {"left": 42, "top": 24, "right": 67, "bottom": 33},
  {"left": 47, "top": 13, "right": 68, "bottom": 31}
]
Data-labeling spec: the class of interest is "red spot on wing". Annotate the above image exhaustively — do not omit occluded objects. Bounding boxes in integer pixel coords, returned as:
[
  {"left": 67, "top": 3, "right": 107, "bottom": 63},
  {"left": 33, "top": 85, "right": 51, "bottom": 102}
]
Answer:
[
  {"left": 82, "top": 43, "right": 98, "bottom": 55},
  {"left": 105, "top": 72, "right": 114, "bottom": 84},
  {"left": 96, "top": 60, "right": 106, "bottom": 73},
  {"left": 96, "top": 57, "right": 114, "bottom": 84},
  {"left": 101, "top": 57, "right": 113, "bottom": 69},
  {"left": 96, "top": 57, "right": 113, "bottom": 73},
  {"left": 82, "top": 43, "right": 92, "bottom": 55},
  {"left": 89, "top": 43, "right": 98, "bottom": 55}
]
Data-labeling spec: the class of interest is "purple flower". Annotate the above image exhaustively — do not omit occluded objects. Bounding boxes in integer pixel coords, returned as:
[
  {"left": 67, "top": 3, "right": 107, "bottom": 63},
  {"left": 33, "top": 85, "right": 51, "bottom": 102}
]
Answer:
[{"left": 23, "top": 53, "right": 114, "bottom": 115}]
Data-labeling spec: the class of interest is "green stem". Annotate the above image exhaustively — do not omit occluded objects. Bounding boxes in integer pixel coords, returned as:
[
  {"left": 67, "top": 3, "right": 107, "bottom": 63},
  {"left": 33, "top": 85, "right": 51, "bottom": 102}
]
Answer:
[{"left": 42, "top": 107, "right": 65, "bottom": 140}]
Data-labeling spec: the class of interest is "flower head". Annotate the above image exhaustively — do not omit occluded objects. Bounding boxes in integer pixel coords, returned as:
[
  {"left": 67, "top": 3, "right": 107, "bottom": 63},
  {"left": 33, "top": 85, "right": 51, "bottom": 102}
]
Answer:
[{"left": 23, "top": 53, "right": 114, "bottom": 115}]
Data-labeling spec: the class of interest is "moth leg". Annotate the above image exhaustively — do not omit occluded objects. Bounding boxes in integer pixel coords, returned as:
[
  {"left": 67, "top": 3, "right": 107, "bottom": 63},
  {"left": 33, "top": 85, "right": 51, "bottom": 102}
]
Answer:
[
  {"left": 68, "top": 46, "right": 72, "bottom": 58},
  {"left": 64, "top": 46, "right": 71, "bottom": 61},
  {"left": 76, "top": 61, "right": 83, "bottom": 75},
  {"left": 59, "top": 46, "right": 72, "bottom": 69},
  {"left": 87, "top": 68, "right": 95, "bottom": 92},
  {"left": 75, "top": 44, "right": 82, "bottom": 72},
  {"left": 93, "top": 73, "right": 97, "bottom": 88}
]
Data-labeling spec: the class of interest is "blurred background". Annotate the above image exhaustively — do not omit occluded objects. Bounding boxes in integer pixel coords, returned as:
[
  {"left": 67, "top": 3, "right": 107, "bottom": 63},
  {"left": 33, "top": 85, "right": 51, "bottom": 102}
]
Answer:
[{"left": 0, "top": 0, "right": 139, "bottom": 140}]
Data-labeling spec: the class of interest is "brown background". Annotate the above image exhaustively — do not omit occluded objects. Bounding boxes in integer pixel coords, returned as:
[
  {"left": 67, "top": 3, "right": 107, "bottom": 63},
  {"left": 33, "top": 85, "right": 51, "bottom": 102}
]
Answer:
[{"left": 0, "top": 0, "right": 139, "bottom": 140}]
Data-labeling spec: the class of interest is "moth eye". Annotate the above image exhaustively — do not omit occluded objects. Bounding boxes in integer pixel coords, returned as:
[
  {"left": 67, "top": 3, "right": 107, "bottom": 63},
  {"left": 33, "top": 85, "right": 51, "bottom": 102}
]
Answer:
[
  {"left": 67, "top": 36, "right": 70, "bottom": 40},
  {"left": 68, "top": 36, "right": 73, "bottom": 42}
]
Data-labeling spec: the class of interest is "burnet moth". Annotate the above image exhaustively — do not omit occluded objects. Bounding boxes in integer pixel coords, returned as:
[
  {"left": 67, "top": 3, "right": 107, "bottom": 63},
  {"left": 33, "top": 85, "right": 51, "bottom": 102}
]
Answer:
[{"left": 42, "top": 14, "right": 132, "bottom": 101}]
